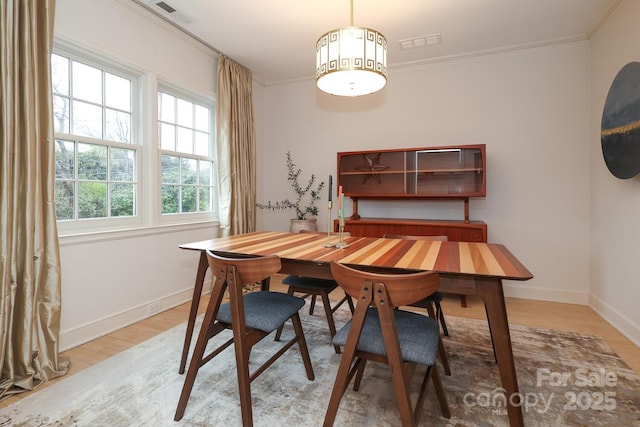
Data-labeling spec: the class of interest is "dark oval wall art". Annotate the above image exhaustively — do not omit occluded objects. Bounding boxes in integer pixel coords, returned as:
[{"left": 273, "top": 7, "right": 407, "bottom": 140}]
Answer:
[{"left": 601, "top": 61, "right": 640, "bottom": 179}]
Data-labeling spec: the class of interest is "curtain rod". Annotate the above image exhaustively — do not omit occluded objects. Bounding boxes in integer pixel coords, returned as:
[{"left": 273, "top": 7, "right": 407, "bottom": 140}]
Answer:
[{"left": 131, "top": 0, "right": 225, "bottom": 57}]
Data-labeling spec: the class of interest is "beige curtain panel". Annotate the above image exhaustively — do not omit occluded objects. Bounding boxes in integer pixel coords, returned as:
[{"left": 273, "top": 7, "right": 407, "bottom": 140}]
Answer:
[
  {"left": 216, "top": 56, "right": 256, "bottom": 236},
  {"left": 0, "top": 0, "right": 69, "bottom": 400}
]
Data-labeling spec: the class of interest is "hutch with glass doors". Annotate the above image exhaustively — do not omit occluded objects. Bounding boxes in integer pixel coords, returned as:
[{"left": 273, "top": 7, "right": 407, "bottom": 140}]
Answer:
[{"left": 334, "top": 144, "right": 487, "bottom": 242}]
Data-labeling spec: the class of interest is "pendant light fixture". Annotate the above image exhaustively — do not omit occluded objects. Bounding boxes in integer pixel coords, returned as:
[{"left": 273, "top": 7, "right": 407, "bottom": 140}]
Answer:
[{"left": 315, "top": 0, "right": 387, "bottom": 97}]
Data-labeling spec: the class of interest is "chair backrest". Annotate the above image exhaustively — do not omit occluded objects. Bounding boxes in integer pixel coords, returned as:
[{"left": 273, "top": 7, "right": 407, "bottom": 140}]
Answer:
[
  {"left": 206, "top": 250, "right": 281, "bottom": 290},
  {"left": 383, "top": 234, "right": 448, "bottom": 241},
  {"left": 330, "top": 261, "right": 439, "bottom": 309}
]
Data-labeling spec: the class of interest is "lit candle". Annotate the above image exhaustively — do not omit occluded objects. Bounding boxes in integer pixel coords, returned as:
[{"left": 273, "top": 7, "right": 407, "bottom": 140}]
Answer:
[{"left": 328, "top": 175, "right": 332, "bottom": 202}]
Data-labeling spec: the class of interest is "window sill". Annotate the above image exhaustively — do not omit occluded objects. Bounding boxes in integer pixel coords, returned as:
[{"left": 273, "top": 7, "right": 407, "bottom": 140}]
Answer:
[{"left": 58, "top": 220, "right": 220, "bottom": 247}]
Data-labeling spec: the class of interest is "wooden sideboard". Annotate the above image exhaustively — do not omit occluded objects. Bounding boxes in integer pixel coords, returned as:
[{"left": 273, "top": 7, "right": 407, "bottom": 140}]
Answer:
[{"left": 334, "top": 217, "right": 487, "bottom": 242}]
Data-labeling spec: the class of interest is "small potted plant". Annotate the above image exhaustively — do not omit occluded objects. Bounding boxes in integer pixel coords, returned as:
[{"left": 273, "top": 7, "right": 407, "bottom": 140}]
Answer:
[{"left": 257, "top": 151, "right": 325, "bottom": 232}]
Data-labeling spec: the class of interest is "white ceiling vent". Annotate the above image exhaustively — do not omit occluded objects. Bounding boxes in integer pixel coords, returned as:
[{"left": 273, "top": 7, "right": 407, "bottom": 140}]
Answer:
[{"left": 398, "top": 33, "right": 442, "bottom": 50}]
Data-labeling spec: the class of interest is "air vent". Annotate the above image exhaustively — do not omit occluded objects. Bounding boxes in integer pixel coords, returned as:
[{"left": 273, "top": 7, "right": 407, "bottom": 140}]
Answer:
[
  {"left": 398, "top": 33, "right": 442, "bottom": 50},
  {"left": 145, "top": 0, "right": 194, "bottom": 24},
  {"left": 155, "top": 1, "right": 176, "bottom": 14}
]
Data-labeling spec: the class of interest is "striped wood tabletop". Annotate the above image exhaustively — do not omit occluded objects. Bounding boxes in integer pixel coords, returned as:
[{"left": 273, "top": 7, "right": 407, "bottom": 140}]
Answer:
[{"left": 180, "top": 231, "right": 532, "bottom": 281}]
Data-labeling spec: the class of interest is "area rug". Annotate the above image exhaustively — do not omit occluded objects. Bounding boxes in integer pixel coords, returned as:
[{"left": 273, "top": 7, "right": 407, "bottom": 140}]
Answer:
[{"left": 1, "top": 304, "right": 639, "bottom": 426}]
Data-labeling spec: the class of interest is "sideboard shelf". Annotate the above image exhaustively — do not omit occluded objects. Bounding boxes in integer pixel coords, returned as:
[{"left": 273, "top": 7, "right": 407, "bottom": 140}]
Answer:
[{"left": 337, "top": 144, "right": 486, "bottom": 222}]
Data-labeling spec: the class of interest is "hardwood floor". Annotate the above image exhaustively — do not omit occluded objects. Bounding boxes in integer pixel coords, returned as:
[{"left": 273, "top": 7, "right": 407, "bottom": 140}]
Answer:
[{"left": 1, "top": 273, "right": 638, "bottom": 409}]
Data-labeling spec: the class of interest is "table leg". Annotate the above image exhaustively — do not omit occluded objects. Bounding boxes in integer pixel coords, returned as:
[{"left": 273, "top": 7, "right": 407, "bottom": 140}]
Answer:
[
  {"left": 476, "top": 277, "right": 524, "bottom": 427},
  {"left": 179, "top": 252, "right": 209, "bottom": 374}
]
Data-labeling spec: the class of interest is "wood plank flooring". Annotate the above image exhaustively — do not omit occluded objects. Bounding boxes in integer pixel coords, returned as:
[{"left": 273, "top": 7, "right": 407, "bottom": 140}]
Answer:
[{"left": 1, "top": 273, "right": 638, "bottom": 410}]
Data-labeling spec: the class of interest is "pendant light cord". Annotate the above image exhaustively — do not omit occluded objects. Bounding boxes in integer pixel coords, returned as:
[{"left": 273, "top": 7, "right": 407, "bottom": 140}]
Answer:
[{"left": 350, "top": 0, "right": 354, "bottom": 26}]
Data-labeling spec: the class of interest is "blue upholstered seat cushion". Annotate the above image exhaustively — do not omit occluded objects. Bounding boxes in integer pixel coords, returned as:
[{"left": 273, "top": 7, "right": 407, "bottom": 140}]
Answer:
[
  {"left": 216, "top": 291, "right": 305, "bottom": 333},
  {"left": 333, "top": 308, "right": 440, "bottom": 366},
  {"left": 282, "top": 275, "right": 339, "bottom": 291}
]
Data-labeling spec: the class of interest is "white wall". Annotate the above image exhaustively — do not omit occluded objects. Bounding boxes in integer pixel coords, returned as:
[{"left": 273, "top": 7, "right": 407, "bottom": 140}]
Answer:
[
  {"left": 590, "top": 0, "right": 640, "bottom": 346},
  {"left": 259, "top": 42, "right": 592, "bottom": 305},
  {"left": 54, "top": 0, "right": 221, "bottom": 349}
]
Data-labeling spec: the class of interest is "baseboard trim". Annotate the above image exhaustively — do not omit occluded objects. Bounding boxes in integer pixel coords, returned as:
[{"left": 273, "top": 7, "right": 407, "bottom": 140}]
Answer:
[
  {"left": 59, "top": 281, "right": 212, "bottom": 352},
  {"left": 589, "top": 294, "right": 640, "bottom": 347},
  {"left": 503, "top": 282, "right": 590, "bottom": 305}
]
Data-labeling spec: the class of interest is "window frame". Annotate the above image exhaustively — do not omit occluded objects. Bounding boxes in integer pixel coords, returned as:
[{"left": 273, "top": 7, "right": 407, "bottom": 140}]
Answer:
[
  {"left": 52, "top": 41, "right": 219, "bottom": 237},
  {"left": 154, "top": 82, "right": 218, "bottom": 226},
  {"left": 53, "top": 44, "right": 144, "bottom": 236}
]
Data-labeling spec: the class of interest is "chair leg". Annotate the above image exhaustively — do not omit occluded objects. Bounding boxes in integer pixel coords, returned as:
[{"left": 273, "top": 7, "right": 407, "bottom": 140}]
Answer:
[
  {"left": 274, "top": 287, "right": 296, "bottom": 342},
  {"left": 175, "top": 300, "right": 219, "bottom": 421},
  {"left": 346, "top": 294, "right": 355, "bottom": 313},
  {"left": 232, "top": 330, "right": 254, "bottom": 427},
  {"left": 435, "top": 301, "right": 449, "bottom": 336},
  {"left": 431, "top": 364, "right": 451, "bottom": 419},
  {"left": 309, "top": 294, "right": 317, "bottom": 315},
  {"left": 290, "top": 313, "right": 315, "bottom": 380},
  {"left": 352, "top": 358, "right": 367, "bottom": 391},
  {"left": 320, "top": 292, "right": 342, "bottom": 354},
  {"left": 437, "top": 336, "right": 451, "bottom": 376},
  {"left": 425, "top": 302, "right": 451, "bottom": 376}
]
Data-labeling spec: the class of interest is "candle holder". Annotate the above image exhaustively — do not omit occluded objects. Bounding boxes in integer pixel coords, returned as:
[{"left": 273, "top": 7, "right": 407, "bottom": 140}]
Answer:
[
  {"left": 335, "top": 217, "right": 350, "bottom": 248},
  {"left": 322, "top": 201, "right": 335, "bottom": 248}
]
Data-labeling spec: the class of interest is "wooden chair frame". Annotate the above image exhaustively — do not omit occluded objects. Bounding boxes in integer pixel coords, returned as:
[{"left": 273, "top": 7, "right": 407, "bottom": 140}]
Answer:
[
  {"left": 323, "top": 261, "right": 450, "bottom": 427},
  {"left": 276, "top": 230, "right": 355, "bottom": 354},
  {"left": 174, "top": 251, "right": 315, "bottom": 426}
]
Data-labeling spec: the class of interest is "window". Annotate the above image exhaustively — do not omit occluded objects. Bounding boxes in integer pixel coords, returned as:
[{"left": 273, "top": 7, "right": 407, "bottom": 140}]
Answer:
[
  {"left": 158, "top": 91, "right": 214, "bottom": 215},
  {"left": 51, "top": 52, "right": 139, "bottom": 223},
  {"left": 51, "top": 45, "right": 217, "bottom": 235}
]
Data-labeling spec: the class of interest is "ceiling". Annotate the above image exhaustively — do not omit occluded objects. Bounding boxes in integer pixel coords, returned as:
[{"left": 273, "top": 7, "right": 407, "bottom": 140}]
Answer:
[{"left": 133, "top": 0, "right": 620, "bottom": 86}]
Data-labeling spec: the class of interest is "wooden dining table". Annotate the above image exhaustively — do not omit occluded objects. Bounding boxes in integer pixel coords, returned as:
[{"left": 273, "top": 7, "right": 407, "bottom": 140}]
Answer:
[{"left": 178, "top": 231, "right": 533, "bottom": 426}]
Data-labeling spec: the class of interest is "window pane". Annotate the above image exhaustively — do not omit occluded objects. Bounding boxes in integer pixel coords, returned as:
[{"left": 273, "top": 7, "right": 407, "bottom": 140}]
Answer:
[
  {"left": 105, "top": 109, "right": 131, "bottom": 143},
  {"left": 111, "top": 148, "right": 135, "bottom": 181},
  {"left": 194, "top": 105, "right": 209, "bottom": 132},
  {"left": 181, "top": 158, "right": 197, "bottom": 184},
  {"left": 78, "top": 181, "right": 107, "bottom": 218},
  {"left": 105, "top": 73, "right": 130, "bottom": 111},
  {"left": 55, "top": 181, "right": 74, "bottom": 220},
  {"left": 111, "top": 183, "right": 135, "bottom": 217},
  {"left": 161, "top": 155, "right": 180, "bottom": 184},
  {"left": 177, "top": 127, "right": 193, "bottom": 153},
  {"left": 55, "top": 140, "right": 75, "bottom": 179},
  {"left": 159, "top": 123, "right": 175, "bottom": 151},
  {"left": 72, "top": 61, "right": 102, "bottom": 103},
  {"left": 176, "top": 98, "right": 192, "bottom": 127},
  {"left": 78, "top": 143, "right": 107, "bottom": 180},
  {"left": 51, "top": 54, "right": 69, "bottom": 96},
  {"left": 72, "top": 101, "right": 102, "bottom": 139},
  {"left": 199, "top": 187, "right": 212, "bottom": 211},
  {"left": 159, "top": 92, "right": 175, "bottom": 122},
  {"left": 194, "top": 131, "right": 209, "bottom": 157},
  {"left": 162, "top": 185, "right": 179, "bottom": 214},
  {"left": 53, "top": 95, "right": 70, "bottom": 133},
  {"left": 199, "top": 160, "right": 212, "bottom": 185},
  {"left": 181, "top": 186, "right": 197, "bottom": 213}
]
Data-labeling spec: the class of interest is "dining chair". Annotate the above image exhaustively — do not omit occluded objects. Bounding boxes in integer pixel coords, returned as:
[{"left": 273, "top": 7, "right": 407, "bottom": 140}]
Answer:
[
  {"left": 174, "top": 251, "right": 315, "bottom": 426},
  {"left": 384, "top": 233, "right": 497, "bottom": 364},
  {"left": 275, "top": 231, "right": 354, "bottom": 354},
  {"left": 323, "top": 261, "right": 450, "bottom": 427},
  {"left": 383, "top": 234, "right": 449, "bottom": 336}
]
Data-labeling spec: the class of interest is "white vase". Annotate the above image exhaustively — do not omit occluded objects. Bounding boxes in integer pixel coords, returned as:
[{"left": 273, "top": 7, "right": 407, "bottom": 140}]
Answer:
[{"left": 289, "top": 218, "right": 318, "bottom": 233}]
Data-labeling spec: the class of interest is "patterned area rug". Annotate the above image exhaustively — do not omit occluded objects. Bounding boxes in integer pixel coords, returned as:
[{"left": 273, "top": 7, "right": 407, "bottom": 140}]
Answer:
[{"left": 1, "top": 304, "right": 639, "bottom": 426}]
